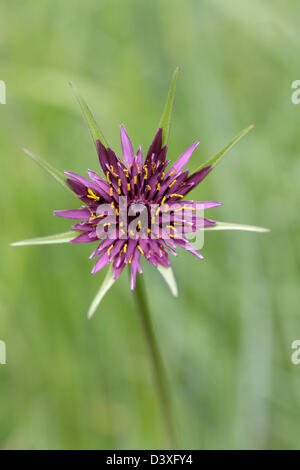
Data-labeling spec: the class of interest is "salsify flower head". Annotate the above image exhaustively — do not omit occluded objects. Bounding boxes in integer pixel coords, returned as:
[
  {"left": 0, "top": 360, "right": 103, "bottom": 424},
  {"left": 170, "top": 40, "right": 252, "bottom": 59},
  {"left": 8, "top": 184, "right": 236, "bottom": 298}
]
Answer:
[
  {"left": 12, "top": 68, "right": 269, "bottom": 317},
  {"left": 54, "top": 125, "right": 220, "bottom": 290}
]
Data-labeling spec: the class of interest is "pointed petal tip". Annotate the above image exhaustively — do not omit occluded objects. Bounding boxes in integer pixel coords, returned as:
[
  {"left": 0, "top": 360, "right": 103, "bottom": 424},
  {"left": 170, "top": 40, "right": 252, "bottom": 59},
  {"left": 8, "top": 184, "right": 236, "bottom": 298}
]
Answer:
[
  {"left": 87, "top": 265, "right": 115, "bottom": 318},
  {"left": 206, "top": 221, "right": 271, "bottom": 233},
  {"left": 87, "top": 306, "right": 95, "bottom": 319},
  {"left": 157, "top": 265, "right": 178, "bottom": 297}
]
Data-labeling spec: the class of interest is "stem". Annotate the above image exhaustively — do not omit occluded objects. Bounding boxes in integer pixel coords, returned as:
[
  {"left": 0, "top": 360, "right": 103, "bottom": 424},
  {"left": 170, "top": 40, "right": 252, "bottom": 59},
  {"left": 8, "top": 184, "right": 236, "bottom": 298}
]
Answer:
[{"left": 133, "top": 274, "right": 178, "bottom": 449}]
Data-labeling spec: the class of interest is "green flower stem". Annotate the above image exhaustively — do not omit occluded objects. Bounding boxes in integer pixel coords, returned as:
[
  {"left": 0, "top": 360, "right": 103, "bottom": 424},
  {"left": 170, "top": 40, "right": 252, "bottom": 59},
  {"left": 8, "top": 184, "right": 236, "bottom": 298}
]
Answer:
[{"left": 133, "top": 274, "right": 178, "bottom": 449}]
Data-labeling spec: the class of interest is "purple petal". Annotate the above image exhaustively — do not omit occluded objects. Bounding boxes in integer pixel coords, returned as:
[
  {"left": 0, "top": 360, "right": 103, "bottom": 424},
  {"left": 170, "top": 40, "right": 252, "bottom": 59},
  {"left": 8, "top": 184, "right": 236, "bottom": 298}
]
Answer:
[
  {"left": 146, "top": 128, "right": 163, "bottom": 164},
  {"left": 96, "top": 140, "right": 110, "bottom": 174},
  {"left": 169, "top": 141, "right": 199, "bottom": 174},
  {"left": 136, "top": 145, "right": 143, "bottom": 169},
  {"left": 174, "top": 238, "right": 204, "bottom": 259},
  {"left": 66, "top": 178, "right": 86, "bottom": 196},
  {"left": 125, "top": 239, "right": 137, "bottom": 264},
  {"left": 89, "top": 238, "right": 114, "bottom": 259},
  {"left": 113, "top": 252, "right": 126, "bottom": 280},
  {"left": 64, "top": 171, "right": 101, "bottom": 195},
  {"left": 178, "top": 165, "right": 212, "bottom": 196},
  {"left": 120, "top": 125, "right": 135, "bottom": 167},
  {"left": 91, "top": 253, "right": 110, "bottom": 274},
  {"left": 71, "top": 232, "right": 97, "bottom": 244},
  {"left": 87, "top": 170, "right": 111, "bottom": 196},
  {"left": 54, "top": 208, "right": 91, "bottom": 220}
]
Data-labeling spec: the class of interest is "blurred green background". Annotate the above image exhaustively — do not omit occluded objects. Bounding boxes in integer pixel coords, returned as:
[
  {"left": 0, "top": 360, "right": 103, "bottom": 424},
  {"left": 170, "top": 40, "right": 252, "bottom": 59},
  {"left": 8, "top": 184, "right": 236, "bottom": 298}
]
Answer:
[{"left": 0, "top": 0, "right": 300, "bottom": 450}]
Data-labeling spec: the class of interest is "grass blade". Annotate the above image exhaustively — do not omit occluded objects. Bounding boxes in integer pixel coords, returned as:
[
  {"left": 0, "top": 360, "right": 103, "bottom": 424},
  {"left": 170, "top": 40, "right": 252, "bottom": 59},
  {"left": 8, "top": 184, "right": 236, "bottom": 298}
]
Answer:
[
  {"left": 88, "top": 264, "right": 115, "bottom": 319},
  {"left": 193, "top": 124, "right": 255, "bottom": 173},
  {"left": 158, "top": 67, "right": 180, "bottom": 147},
  {"left": 205, "top": 221, "right": 270, "bottom": 232},
  {"left": 70, "top": 82, "right": 108, "bottom": 149},
  {"left": 23, "top": 148, "right": 72, "bottom": 192},
  {"left": 11, "top": 230, "right": 79, "bottom": 246},
  {"left": 157, "top": 265, "right": 178, "bottom": 297}
]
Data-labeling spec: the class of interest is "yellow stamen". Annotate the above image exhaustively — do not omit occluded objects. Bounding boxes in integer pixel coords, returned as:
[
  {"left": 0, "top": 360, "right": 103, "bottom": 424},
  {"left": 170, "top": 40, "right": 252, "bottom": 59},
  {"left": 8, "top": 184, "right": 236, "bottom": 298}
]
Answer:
[
  {"left": 134, "top": 175, "right": 137, "bottom": 185},
  {"left": 167, "top": 225, "right": 176, "bottom": 232},
  {"left": 128, "top": 255, "right": 133, "bottom": 264},
  {"left": 174, "top": 206, "right": 196, "bottom": 212},
  {"left": 106, "top": 171, "right": 111, "bottom": 184},
  {"left": 127, "top": 183, "right": 131, "bottom": 191},
  {"left": 147, "top": 185, "right": 151, "bottom": 191},
  {"left": 118, "top": 178, "right": 122, "bottom": 187},
  {"left": 138, "top": 245, "right": 144, "bottom": 255},
  {"left": 169, "top": 179, "right": 177, "bottom": 188},
  {"left": 161, "top": 172, "right": 165, "bottom": 180},
  {"left": 123, "top": 243, "right": 127, "bottom": 253},
  {"left": 130, "top": 230, "right": 135, "bottom": 237},
  {"left": 87, "top": 188, "right": 100, "bottom": 201},
  {"left": 103, "top": 222, "right": 111, "bottom": 227},
  {"left": 110, "top": 165, "right": 118, "bottom": 177},
  {"left": 107, "top": 244, "right": 114, "bottom": 256},
  {"left": 144, "top": 167, "right": 148, "bottom": 180},
  {"left": 156, "top": 183, "right": 160, "bottom": 191}
]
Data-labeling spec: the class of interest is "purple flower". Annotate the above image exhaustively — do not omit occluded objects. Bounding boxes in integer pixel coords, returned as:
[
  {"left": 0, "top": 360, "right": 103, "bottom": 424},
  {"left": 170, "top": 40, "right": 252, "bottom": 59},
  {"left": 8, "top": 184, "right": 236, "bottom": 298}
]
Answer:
[
  {"left": 54, "top": 126, "right": 221, "bottom": 290},
  {"left": 12, "top": 70, "right": 269, "bottom": 317}
]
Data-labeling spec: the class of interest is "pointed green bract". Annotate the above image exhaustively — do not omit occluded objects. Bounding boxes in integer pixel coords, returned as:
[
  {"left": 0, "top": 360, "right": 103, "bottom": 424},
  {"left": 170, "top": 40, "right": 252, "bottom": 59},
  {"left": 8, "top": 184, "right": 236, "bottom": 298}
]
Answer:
[
  {"left": 70, "top": 82, "right": 108, "bottom": 150},
  {"left": 204, "top": 221, "right": 270, "bottom": 232},
  {"left": 23, "top": 148, "right": 71, "bottom": 192},
  {"left": 88, "top": 264, "right": 115, "bottom": 319},
  {"left": 11, "top": 230, "right": 80, "bottom": 246},
  {"left": 193, "top": 124, "right": 255, "bottom": 173},
  {"left": 157, "top": 265, "right": 178, "bottom": 297},
  {"left": 158, "top": 67, "right": 180, "bottom": 147}
]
